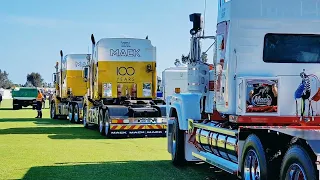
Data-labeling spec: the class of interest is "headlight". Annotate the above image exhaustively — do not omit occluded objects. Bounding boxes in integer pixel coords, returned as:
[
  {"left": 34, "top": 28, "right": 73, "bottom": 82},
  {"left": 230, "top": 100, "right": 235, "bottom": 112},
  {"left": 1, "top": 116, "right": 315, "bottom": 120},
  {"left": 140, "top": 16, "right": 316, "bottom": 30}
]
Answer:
[{"left": 103, "top": 83, "right": 112, "bottom": 97}]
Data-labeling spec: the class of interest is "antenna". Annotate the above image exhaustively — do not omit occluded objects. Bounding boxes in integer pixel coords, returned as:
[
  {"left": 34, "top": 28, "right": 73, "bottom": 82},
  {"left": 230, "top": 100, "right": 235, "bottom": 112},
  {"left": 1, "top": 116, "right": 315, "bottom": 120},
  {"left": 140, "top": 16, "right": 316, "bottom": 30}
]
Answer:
[{"left": 203, "top": 0, "right": 207, "bottom": 36}]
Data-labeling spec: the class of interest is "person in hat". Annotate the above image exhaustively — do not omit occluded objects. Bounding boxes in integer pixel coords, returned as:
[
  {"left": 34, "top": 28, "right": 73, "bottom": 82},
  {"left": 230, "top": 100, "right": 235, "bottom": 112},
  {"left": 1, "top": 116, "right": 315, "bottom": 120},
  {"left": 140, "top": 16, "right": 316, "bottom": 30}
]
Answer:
[{"left": 35, "top": 90, "right": 44, "bottom": 118}]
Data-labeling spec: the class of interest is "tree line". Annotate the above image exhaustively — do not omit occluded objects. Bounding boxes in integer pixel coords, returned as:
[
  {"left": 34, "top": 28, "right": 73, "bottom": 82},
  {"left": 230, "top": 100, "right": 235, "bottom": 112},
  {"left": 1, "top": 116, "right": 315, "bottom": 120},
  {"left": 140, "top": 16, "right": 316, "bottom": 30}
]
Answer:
[{"left": 0, "top": 69, "right": 53, "bottom": 89}]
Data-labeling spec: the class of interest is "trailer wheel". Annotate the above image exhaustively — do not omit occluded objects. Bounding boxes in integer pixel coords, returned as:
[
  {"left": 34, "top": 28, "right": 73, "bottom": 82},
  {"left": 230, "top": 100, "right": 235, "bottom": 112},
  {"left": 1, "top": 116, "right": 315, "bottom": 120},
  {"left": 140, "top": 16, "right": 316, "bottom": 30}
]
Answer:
[
  {"left": 50, "top": 103, "right": 57, "bottom": 119},
  {"left": 280, "top": 145, "right": 316, "bottom": 180},
  {"left": 241, "top": 134, "right": 268, "bottom": 180},
  {"left": 83, "top": 105, "right": 88, "bottom": 128},
  {"left": 74, "top": 104, "right": 79, "bottom": 124},
  {"left": 104, "top": 110, "right": 111, "bottom": 137},
  {"left": 172, "top": 117, "right": 186, "bottom": 166},
  {"left": 98, "top": 109, "right": 105, "bottom": 135},
  {"left": 68, "top": 104, "right": 75, "bottom": 123}
]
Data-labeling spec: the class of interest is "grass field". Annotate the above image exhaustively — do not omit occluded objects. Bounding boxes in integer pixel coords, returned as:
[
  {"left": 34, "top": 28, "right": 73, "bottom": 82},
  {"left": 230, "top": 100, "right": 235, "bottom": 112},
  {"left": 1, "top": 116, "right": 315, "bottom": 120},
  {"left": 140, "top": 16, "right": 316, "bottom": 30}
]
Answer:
[{"left": 0, "top": 99, "right": 235, "bottom": 180}]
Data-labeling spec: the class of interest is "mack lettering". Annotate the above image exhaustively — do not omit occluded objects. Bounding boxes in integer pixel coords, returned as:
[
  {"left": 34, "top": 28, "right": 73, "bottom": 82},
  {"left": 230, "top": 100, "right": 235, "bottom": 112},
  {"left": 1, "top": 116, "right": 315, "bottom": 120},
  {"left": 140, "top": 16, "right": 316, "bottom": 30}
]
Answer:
[
  {"left": 252, "top": 94, "right": 272, "bottom": 106},
  {"left": 75, "top": 61, "right": 87, "bottom": 68},
  {"left": 110, "top": 49, "right": 140, "bottom": 57}
]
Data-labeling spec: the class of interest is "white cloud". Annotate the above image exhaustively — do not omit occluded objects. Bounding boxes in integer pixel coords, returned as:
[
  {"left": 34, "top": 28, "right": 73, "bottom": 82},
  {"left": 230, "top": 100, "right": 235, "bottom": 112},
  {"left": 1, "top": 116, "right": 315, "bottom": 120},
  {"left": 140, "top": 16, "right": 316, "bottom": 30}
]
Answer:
[{"left": 0, "top": 14, "right": 117, "bottom": 29}]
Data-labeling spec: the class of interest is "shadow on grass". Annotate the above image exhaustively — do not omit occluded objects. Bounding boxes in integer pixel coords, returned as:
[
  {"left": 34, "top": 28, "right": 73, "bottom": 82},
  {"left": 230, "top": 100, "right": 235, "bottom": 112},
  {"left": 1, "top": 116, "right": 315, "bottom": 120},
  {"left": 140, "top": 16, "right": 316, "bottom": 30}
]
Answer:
[
  {"left": 22, "top": 160, "right": 237, "bottom": 180},
  {"left": 0, "top": 124, "right": 106, "bottom": 140},
  {"left": 0, "top": 118, "right": 69, "bottom": 125},
  {"left": 0, "top": 107, "right": 44, "bottom": 110}
]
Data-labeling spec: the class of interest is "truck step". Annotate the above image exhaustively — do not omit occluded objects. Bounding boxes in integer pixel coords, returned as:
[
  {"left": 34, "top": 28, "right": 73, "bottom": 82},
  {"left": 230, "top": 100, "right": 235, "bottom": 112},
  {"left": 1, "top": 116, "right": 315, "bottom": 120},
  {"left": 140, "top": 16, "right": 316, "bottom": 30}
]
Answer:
[{"left": 192, "top": 151, "right": 238, "bottom": 175}]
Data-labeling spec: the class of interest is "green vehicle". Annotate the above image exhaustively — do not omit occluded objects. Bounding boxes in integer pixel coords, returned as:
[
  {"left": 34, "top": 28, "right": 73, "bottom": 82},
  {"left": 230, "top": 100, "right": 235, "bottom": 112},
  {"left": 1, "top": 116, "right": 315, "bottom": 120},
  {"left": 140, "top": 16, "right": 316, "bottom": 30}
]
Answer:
[{"left": 11, "top": 87, "right": 38, "bottom": 110}]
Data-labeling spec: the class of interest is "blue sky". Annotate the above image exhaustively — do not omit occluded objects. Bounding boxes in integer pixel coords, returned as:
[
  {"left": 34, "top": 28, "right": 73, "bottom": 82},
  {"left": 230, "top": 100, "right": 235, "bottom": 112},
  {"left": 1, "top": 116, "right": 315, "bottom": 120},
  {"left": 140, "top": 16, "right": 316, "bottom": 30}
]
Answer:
[{"left": 0, "top": 0, "right": 218, "bottom": 84}]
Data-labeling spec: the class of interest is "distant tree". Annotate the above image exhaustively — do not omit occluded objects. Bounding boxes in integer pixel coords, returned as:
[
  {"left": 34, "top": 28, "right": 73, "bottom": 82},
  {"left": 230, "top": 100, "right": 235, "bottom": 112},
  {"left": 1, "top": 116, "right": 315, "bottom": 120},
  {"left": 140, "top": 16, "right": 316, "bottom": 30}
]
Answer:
[
  {"left": 24, "top": 81, "right": 33, "bottom": 87},
  {"left": 26, "top": 72, "right": 44, "bottom": 87},
  {"left": 0, "top": 69, "right": 13, "bottom": 89}
]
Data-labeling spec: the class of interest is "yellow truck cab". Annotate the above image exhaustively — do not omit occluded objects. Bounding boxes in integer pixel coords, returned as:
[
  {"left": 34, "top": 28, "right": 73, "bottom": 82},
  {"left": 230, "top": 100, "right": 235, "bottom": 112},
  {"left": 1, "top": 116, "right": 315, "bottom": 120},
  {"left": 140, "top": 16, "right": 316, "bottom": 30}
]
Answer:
[
  {"left": 50, "top": 51, "right": 90, "bottom": 123},
  {"left": 82, "top": 34, "right": 167, "bottom": 138}
]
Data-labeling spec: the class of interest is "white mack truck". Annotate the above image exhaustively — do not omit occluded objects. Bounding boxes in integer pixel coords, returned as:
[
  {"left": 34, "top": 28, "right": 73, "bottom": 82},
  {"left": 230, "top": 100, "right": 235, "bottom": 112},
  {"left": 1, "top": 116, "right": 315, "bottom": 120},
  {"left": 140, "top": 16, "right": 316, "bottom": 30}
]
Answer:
[{"left": 166, "top": 0, "right": 320, "bottom": 179}]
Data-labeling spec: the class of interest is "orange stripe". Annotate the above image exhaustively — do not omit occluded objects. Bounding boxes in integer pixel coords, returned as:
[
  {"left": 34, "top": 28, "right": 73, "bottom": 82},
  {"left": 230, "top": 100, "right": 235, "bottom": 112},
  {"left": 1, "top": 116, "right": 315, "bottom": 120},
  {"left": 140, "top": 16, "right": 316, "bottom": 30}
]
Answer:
[
  {"left": 138, "top": 125, "right": 144, "bottom": 129},
  {"left": 130, "top": 125, "right": 136, "bottom": 130},
  {"left": 156, "top": 125, "right": 162, "bottom": 129},
  {"left": 111, "top": 125, "right": 117, "bottom": 130},
  {"left": 120, "top": 125, "right": 126, "bottom": 130}
]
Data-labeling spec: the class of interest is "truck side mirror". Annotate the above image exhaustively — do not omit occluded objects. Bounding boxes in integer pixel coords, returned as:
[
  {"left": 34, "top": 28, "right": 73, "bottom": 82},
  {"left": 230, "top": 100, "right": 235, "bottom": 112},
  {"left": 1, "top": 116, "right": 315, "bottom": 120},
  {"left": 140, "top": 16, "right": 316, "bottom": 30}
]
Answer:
[
  {"left": 83, "top": 67, "right": 89, "bottom": 82},
  {"left": 189, "top": 13, "right": 203, "bottom": 35},
  {"left": 53, "top": 73, "right": 57, "bottom": 83}
]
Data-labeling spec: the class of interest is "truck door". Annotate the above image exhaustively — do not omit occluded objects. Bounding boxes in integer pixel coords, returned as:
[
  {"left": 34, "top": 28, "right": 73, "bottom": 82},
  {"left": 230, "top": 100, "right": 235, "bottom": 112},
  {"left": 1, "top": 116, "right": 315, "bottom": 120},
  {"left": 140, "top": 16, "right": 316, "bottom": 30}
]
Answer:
[{"left": 215, "top": 21, "right": 229, "bottom": 109}]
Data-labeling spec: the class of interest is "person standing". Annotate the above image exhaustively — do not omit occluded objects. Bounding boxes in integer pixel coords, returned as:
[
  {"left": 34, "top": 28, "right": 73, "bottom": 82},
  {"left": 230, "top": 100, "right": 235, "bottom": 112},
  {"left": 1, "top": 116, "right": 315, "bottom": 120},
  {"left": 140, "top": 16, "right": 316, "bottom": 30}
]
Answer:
[
  {"left": 36, "top": 90, "right": 44, "bottom": 118},
  {"left": 0, "top": 93, "right": 2, "bottom": 107}
]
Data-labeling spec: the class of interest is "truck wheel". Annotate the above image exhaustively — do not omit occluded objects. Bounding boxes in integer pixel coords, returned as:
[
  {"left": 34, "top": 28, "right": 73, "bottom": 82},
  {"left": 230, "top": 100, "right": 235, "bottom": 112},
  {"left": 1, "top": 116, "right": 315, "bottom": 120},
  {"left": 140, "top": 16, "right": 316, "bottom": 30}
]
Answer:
[
  {"left": 172, "top": 117, "right": 186, "bottom": 166},
  {"left": 50, "top": 103, "right": 57, "bottom": 119},
  {"left": 104, "top": 110, "right": 111, "bottom": 137},
  {"left": 98, "top": 109, "right": 105, "bottom": 135},
  {"left": 241, "top": 134, "right": 268, "bottom": 180},
  {"left": 74, "top": 104, "right": 80, "bottom": 124},
  {"left": 68, "top": 104, "right": 75, "bottom": 123},
  {"left": 280, "top": 145, "right": 316, "bottom": 180},
  {"left": 83, "top": 105, "right": 88, "bottom": 128}
]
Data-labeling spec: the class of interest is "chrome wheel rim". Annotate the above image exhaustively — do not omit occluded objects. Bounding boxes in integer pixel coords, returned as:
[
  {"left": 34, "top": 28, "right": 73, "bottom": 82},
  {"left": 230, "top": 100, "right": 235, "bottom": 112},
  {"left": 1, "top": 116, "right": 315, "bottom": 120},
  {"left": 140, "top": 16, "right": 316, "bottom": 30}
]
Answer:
[
  {"left": 172, "top": 122, "right": 177, "bottom": 158},
  {"left": 99, "top": 112, "right": 103, "bottom": 133},
  {"left": 83, "top": 107, "right": 87, "bottom": 126},
  {"left": 68, "top": 105, "right": 73, "bottom": 121},
  {"left": 243, "top": 149, "right": 261, "bottom": 180},
  {"left": 286, "top": 163, "right": 307, "bottom": 180},
  {"left": 105, "top": 120, "right": 109, "bottom": 136},
  {"left": 74, "top": 105, "right": 79, "bottom": 122}
]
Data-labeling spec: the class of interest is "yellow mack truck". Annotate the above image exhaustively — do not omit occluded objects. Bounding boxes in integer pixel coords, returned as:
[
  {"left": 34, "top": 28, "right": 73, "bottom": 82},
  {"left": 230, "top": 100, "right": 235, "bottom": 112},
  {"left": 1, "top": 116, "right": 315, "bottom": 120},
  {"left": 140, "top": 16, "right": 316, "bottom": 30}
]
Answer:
[
  {"left": 81, "top": 34, "right": 167, "bottom": 138},
  {"left": 50, "top": 50, "right": 90, "bottom": 123}
]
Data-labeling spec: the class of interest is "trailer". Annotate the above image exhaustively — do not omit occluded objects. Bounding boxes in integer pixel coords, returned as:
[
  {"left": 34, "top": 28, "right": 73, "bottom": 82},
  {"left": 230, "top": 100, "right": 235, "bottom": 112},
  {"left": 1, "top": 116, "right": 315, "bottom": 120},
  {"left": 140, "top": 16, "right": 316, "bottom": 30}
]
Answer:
[
  {"left": 166, "top": 1, "right": 320, "bottom": 179},
  {"left": 50, "top": 51, "right": 89, "bottom": 123},
  {"left": 81, "top": 34, "right": 167, "bottom": 138}
]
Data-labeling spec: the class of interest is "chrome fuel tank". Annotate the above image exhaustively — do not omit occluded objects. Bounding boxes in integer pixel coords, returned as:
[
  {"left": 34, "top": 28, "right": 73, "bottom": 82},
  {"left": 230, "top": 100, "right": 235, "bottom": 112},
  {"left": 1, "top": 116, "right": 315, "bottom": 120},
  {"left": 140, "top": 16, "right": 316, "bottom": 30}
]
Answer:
[{"left": 195, "top": 125, "right": 238, "bottom": 163}]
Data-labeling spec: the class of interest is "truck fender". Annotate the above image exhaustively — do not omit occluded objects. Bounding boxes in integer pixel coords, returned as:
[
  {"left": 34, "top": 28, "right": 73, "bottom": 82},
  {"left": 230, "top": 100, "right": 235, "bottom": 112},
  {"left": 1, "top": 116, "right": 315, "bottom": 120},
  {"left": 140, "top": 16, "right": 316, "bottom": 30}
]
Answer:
[{"left": 167, "top": 93, "right": 202, "bottom": 131}]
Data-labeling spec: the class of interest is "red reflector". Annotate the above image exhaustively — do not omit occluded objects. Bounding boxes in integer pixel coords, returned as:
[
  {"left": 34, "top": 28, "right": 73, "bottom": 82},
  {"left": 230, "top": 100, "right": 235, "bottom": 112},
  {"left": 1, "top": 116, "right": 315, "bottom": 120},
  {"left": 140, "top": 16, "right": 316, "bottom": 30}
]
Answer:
[
  {"left": 209, "top": 81, "right": 214, "bottom": 91},
  {"left": 118, "top": 119, "right": 124, "bottom": 123}
]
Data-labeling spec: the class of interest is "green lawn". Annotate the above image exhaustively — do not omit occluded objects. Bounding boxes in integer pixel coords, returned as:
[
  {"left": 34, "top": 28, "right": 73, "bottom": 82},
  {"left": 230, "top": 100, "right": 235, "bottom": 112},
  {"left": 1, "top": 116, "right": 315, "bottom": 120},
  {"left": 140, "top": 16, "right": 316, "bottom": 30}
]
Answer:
[{"left": 0, "top": 99, "right": 234, "bottom": 180}]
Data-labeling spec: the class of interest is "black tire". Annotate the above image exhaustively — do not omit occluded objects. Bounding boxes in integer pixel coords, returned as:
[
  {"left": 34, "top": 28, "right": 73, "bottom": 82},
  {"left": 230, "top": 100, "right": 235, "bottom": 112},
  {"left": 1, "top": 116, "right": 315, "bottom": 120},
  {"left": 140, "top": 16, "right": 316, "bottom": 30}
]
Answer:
[
  {"left": 104, "top": 109, "right": 111, "bottom": 138},
  {"left": 98, "top": 109, "right": 105, "bottom": 135},
  {"left": 241, "top": 134, "right": 268, "bottom": 180},
  {"left": 83, "top": 105, "right": 88, "bottom": 128},
  {"left": 172, "top": 117, "right": 186, "bottom": 166},
  {"left": 69, "top": 104, "right": 75, "bottom": 123},
  {"left": 280, "top": 145, "right": 316, "bottom": 180}
]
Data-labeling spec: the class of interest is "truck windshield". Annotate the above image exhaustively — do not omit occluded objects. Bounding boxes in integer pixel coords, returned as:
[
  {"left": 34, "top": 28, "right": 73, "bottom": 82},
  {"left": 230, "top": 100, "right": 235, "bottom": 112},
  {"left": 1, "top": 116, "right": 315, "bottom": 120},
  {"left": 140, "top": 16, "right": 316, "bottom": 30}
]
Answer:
[{"left": 263, "top": 33, "right": 320, "bottom": 63}]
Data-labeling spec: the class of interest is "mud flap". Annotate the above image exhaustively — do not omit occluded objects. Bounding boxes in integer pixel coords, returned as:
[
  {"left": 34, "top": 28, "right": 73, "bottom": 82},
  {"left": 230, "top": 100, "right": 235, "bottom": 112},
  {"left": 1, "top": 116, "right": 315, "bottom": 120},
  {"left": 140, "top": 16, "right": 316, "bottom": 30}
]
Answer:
[
  {"left": 109, "top": 129, "right": 166, "bottom": 138},
  {"left": 167, "top": 117, "right": 175, "bottom": 154}
]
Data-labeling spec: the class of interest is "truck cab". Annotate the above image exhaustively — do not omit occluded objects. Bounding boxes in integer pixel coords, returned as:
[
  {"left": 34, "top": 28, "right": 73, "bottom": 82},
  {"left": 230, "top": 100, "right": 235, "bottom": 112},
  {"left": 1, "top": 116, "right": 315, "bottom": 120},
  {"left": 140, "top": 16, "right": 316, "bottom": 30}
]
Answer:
[{"left": 166, "top": 0, "right": 320, "bottom": 179}]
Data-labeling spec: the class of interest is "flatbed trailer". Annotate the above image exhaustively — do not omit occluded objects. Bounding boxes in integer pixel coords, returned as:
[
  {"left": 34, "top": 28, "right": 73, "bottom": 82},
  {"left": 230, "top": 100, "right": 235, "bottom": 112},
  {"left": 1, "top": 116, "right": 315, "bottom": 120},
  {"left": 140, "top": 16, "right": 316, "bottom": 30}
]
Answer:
[{"left": 166, "top": 1, "right": 320, "bottom": 179}]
